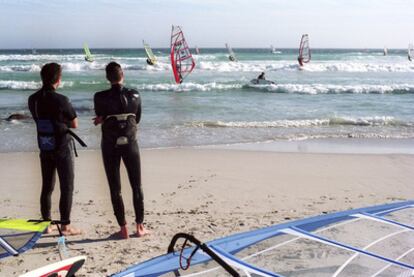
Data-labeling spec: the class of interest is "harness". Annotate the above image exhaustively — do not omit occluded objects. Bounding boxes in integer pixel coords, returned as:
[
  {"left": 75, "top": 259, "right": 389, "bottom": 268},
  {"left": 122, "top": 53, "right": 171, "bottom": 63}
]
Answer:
[
  {"left": 34, "top": 92, "right": 87, "bottom": 154},
  {"left": 104, "top": 113, "right": 137, "bottom": 146}
]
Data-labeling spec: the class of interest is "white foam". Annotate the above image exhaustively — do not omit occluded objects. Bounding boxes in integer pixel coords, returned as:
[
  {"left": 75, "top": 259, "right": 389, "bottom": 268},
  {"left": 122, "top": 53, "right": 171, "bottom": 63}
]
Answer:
[
  {"left": 134, "top": 82, "right": 243, "bottom": 92},
  {"left": 252, "top": 83, "right": 414, "bottom": 94},
  {"left": 0, "top": 54, "right": 86, "bottom": 61},
  {"left": 190, "top": 116, "right": 408, "bottom": 129},
  {"left": 0, "top": 80, "right": 73, "bottom": 90}
]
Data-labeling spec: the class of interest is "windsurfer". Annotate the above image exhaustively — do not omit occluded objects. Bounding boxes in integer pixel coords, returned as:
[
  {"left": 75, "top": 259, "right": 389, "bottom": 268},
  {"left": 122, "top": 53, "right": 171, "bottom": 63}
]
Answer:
[
  {"left": 257, "top": 72, "right": 266, "bottom": 80},
  {"left": 28, "top": 63, "right": 82, "bottom": 236},
  {"left": 146, "top": 58, "right": 154, "bottom": 66},
  {"left": 94, "top": 62, "right": 148, "bottom": 239},
  {"left": 298, "top": 57, "right": 304, "bottom": 66}
]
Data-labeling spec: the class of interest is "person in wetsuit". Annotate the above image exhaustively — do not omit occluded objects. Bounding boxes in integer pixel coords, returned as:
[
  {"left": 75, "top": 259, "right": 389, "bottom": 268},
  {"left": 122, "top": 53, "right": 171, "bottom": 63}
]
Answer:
[
  {"left": 257, "top": 72, "right": 266, "bottom": 80},
  {"left": 146, "top": 58, "right": 154, "bottom": 65},
  {"left": 28, "top": 63, "right": 82, "bottom": 236},
  {"left": 93, "top": 62, "right": 148, "bottom": 239},
  {"left": 298, "top": 57, "right": 304, "bottom": 67}
]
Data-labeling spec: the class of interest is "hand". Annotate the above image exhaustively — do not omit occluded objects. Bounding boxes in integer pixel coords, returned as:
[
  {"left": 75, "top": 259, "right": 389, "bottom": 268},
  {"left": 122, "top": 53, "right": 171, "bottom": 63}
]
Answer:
[{"left": 93, "top": 116, "right": 104, "bottom": 126}]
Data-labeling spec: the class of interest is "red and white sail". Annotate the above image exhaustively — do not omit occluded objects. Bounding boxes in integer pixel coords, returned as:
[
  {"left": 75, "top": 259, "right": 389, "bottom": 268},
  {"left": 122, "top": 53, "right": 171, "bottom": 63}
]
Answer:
[
  {"left": 170, "top": 25, "right": 195, "bottom": 84},
  {"left": 298, "top": 34, "right": 311, "bottom": 64}
]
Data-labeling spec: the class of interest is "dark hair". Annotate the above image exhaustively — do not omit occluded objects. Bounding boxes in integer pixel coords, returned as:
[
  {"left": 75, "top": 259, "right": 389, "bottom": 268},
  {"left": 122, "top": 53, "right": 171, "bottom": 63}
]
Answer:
[
  {"left": 40, "top": 63, "right": 62, "bottom": 86},
  {"left": 106, "top": 62, "right": 123, "bottom": 83}
]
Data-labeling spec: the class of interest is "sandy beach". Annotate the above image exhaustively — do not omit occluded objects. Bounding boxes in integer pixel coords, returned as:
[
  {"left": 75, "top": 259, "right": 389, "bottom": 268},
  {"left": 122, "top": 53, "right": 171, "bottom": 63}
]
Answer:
[{"left": 0, "top": 147, "right": 413, "bottom": 276}]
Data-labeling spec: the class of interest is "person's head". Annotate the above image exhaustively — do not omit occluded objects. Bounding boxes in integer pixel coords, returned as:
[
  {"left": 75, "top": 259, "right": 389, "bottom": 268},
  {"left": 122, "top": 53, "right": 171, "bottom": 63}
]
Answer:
[
  {"left": 106, "top": 62, "right": 124, "bottom": 84},
  {"left": 40, "top": 63, "right": 62, "bottom": 88}
]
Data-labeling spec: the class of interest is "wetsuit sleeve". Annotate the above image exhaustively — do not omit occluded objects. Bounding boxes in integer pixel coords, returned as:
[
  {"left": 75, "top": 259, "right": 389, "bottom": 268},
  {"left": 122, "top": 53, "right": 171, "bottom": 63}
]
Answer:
[
  {"left": 27, "top": 95, "right": 35, "bottom": 118},
  {"left": 62, "top": 96, "right": 77, "bottom": 121},
  {"left": 135, "top": 94, "right": 142, "bottom": 124},
  {"left": 94, "top": 94, "right": 105, "bottom": 117}
]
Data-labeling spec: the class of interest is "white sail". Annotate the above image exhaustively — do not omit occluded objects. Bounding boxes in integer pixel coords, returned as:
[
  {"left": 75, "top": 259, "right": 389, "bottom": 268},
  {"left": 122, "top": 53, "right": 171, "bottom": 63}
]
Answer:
[
  {"left": 383, "top": 47, "right": 388, "bottom": 56},
  {"left": 408, "top": 43, "right": 414, "bottom": 62},
  {"left": 298, "top": 34, "right": 311, "bottom": 65},
  {"left": 225, "top": 43, "right": 237, "bottom": 62},
  {"left": 143, "top": 40, "right": 157, "bottom": 65}
]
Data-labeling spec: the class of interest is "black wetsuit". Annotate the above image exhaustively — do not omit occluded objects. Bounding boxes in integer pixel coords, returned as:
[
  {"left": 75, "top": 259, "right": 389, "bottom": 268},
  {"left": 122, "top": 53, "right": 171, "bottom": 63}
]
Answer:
[
  {"left": 28, "top": 86, "right": 77, "bottom": 225},
  {"left": 94, "top": 84, "right": 144, "bottom": 226}
]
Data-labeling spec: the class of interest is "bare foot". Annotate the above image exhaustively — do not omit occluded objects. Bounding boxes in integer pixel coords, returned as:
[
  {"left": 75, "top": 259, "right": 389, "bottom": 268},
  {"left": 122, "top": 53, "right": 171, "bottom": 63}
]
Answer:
[
  {"left": 45, "top": 224, "right": 58, "bottom": 234},
  {"left": 61, "top": 225, "right": 83, "bottom": 236},
  {"left": 136, "top": 223, "right": 149, "bottom": 237},
  {"left": 111, "top": 225, "right": 129, "bottom": 239}
]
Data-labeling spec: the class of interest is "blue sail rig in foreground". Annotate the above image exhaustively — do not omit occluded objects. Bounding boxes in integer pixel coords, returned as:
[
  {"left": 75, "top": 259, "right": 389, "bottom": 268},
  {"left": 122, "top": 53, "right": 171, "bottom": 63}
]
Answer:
[{"left": 113, "top": 200, "right": 414, "bottom": 276}]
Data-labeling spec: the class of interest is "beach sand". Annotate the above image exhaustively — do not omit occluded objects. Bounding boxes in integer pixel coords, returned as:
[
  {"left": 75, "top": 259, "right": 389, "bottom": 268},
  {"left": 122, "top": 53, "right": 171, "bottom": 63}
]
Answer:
[{"left": 0, "top": 147, "right": 413, "bottom": 276}]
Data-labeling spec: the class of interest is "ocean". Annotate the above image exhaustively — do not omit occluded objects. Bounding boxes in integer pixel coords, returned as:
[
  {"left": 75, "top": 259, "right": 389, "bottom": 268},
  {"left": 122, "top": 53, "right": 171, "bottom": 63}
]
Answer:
[{"left": 0, "top": 48, "right": 413, "bottom": 152}]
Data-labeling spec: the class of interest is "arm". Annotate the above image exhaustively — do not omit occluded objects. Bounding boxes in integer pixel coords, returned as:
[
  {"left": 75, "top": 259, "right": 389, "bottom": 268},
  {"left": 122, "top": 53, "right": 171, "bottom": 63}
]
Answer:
[
  {"left": 62, "top": 96, "right": 78, "bottom": 128},
  {"left": 135, "top": 94, "right": 142, "bottom": 124},
  {"left": 70, "top": 117, "right": 78, "bottom": 128},
  {"left": 93, "top": 93, "right": 105, "bottom": 125}
]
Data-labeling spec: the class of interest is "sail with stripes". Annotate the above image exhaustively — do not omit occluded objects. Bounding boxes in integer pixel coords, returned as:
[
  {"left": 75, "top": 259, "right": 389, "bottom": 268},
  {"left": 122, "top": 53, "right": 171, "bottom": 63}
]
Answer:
[
  {"left": 143, "top": 40, "right": 157, "bottom": 65},
  {"left": 113, "top": 200, "right": 414, "bottom": 277},
  {"left": 226, "top": 43, "right": 237, "bottom": 62},
  {"left": 298, "top": 34, "right": 311, "bottom": 66},
  {"left": 83, "top": 43, "right": 94, "bottom": 62},
  {"left": 170, "top": 25, "right": 195, "bottom": 84}
]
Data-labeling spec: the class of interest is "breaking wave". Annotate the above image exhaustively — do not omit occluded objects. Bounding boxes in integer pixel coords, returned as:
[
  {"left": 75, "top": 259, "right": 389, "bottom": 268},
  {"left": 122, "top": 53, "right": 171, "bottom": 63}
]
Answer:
[
  {"left": 191, "top": 116, "right": 412, "bottom": 128},
  {"left": 134, "top": 82, "right": 243, "bottom": 92},
  {"left": 0, "top": 80, "right": 73, "bottom": 90},
  {"left": 246, "top": 83, "right": 414, "bottom": 94}
]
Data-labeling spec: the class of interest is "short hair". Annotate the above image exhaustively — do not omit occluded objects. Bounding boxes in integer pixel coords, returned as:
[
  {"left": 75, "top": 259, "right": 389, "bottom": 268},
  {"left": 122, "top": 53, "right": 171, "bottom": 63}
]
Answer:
[
  {"left": 106, "top": 62, "right": 123, "bottom": 83},
  {"left": 40, "top": 63, "right": 62, "bottom": 86}
]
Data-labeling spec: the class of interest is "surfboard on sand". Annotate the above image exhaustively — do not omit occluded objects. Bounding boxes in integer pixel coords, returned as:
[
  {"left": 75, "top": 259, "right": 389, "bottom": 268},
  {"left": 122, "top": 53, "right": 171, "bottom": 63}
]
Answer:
[{"left": 19, "top": 256, "right": 86, "bottom": 277}]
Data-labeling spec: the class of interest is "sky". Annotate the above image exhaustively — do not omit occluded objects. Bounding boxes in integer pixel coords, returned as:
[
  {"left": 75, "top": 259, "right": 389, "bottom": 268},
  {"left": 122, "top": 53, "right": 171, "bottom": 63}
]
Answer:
[{"left": 0, "top": 0, "right": 413, "bottom": 49}]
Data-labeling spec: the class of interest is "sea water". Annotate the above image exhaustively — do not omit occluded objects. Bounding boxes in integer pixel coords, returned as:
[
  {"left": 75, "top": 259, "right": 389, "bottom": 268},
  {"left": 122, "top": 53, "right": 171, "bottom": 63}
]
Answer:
[{"left": 0, "top": 48, "right": 413, "bottom": 152}]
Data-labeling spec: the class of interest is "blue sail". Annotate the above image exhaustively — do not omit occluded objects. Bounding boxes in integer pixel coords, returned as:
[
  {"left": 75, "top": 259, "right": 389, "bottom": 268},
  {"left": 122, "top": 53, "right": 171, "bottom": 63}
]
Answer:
[{"left": 113, "top": 200, "right": 414, "bottom": 277}]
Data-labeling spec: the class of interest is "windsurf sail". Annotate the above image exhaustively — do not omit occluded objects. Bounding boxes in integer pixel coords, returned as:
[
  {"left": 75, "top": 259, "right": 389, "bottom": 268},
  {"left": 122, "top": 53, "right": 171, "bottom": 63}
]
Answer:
[
  {"left": 113, "top": 200, "right": 414, "bottom": 277},
  {"left": 298, "top": 34, "right": 311, "bottom": 66},
  {"left": 270, "top": 45, "right": 276, "bottom": 54},
  {"left": 143, "top": 40, "right": 157, "bottom": 65},
  {"left": 226, "top": 43, "right": 237, "bottom": 62},
  {"left": 408, "top": 43, "right": 414, "bottom": 61},
  {"left": 170, "top": 25, "right": 196, "bottom": 84},
  {"left": 83, "top": 43, "right": 94, "bottom": 62},
  {"left": 383, "top": 47, "right": 388, "bottom": 56},
  {"left": 0, "top": 219, "right": 50, "bottom": 259},
  {"left": 195, "top": 46, "right": 200, "bottom": 55}
]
